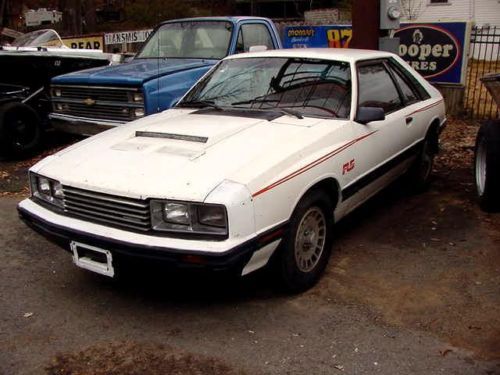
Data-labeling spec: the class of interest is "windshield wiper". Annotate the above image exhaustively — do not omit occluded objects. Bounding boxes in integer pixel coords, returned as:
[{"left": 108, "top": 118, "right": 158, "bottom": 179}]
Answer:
[
  {"left": 231, "top": 99, "right": 303, "bottom": 119},
  {"left": 275, "top": 108, "right": 304, "bottom": 120},
  {"left": 177, "top": 100, "right": 223, "bottom": 111}
]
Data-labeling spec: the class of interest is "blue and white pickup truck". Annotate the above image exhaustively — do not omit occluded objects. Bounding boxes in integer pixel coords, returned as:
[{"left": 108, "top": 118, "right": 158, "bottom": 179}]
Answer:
[{"left": 49, "top": 17, "right": 282, "bottom": 135}]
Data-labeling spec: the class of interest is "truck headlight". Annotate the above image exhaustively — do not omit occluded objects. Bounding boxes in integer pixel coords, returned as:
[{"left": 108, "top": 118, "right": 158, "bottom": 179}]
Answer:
[
  {"left": 132, "top": 92, "right": 144, "bottom": 103},
  {"left": 134, "top": 108, "right": 145, "bottom": 118},
  {"left": 30, "top": 173, "right": 64, "bottom": 209},
  {"left": 53, "top": 88, "right": 62, "bottom": 97},
  {"left": 151, "top": 200, "right": 228, "bottom": 237}
]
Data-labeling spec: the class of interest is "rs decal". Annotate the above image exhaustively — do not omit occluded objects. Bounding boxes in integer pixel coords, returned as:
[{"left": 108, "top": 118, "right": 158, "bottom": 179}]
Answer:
[{"left": 342, "top": 159, "right": 355, "bottom": 175}]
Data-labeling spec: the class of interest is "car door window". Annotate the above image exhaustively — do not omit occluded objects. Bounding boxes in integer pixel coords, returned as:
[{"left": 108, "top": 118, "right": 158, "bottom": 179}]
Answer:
[
  {"left": 389, "top": 58, "right": 431, "bottom": 100},
  {"left": 389, "top": 65, "right": 420, "bottom": 105},
  {"left": 358, "top": 63, "right": 402, "bottom": 114},
  {"left": 389, "top": 64, "right": 420, "bottom": 105},
  {"left": 236, "top": 24, "right": 274, "bottom": 53}
]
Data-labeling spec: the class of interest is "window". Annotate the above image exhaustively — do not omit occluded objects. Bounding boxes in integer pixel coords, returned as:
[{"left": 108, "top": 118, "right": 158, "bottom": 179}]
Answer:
[
  {"left": 357, "top": 63, "right": 402, "bottom": 114},
  {"left": 387, "top": 65, "right": 419, "bottom": 105},
  {"left": 236, "top": 24, "right": 274, "bottom": 53},
  {"left": 181, "top": 57, "right": 352, "bottom": 119},
  {"left": 429, "top": 0, "right": 449, "bottom": 4},
  {"left": 389, "top": 58, "right": 431, "bottom": 100},
  {"left": 137, "top": 21, "right": 232, "bottom": 59}
]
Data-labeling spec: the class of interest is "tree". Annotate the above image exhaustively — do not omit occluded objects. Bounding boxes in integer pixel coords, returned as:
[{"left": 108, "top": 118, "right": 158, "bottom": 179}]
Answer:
[
  {"left": 400, "top": 0, "right": 423, "bottom": 20},
  {"left": 124, "top": 0, "right": 204, "bottom": 28}
]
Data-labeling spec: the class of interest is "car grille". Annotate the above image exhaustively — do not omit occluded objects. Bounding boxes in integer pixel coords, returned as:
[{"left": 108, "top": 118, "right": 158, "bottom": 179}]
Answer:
[
  {"left": 63, "top": 102, "right": 134, "bottom": 122},
  {"left": 62, "top": 186, "right": 151, "bottom": 232},
  {"left": 52, "top": 85, "right": 143, "bottom": 123},
  {"left": 55, "top": 86, "right": 131, "bottom": 102}
]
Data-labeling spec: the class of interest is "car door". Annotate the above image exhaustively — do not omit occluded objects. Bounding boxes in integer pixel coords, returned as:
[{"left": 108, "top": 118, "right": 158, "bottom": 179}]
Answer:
[{"left": 340, "top": 59, "right": 415, "bottom": 209}]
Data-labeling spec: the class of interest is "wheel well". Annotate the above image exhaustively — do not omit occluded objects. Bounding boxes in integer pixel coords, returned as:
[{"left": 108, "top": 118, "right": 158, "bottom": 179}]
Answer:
[
  {"left": 301, "top": 178, "right": 340, "bottom": 210},
  {"left": 426, "top": 119, "right": 441, "bottom": 155}
]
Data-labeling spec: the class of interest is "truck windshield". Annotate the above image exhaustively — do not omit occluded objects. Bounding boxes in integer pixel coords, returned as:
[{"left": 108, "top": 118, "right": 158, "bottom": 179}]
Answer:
[
  {"left": 180, "top": 57, "right": 352, "bottom": 119},
  {"left": 137, "top": 21, "right": 233, "bottom": 60}
]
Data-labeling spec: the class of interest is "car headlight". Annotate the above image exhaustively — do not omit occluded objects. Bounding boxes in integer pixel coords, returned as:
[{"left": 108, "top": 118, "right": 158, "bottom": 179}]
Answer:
[
  {"left": 151, "top": 200, "right": 228, "bottom": 237},
  {"left": 164, "top": 202, "right": 190, "bottom": 225},
  {"left": 30, "top": 173, "right": 64, "bottom": 209}
]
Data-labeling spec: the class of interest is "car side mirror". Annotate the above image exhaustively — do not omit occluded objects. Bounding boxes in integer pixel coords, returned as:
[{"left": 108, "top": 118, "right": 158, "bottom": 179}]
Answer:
[
  {"left": 249, "top": 45, "right": 268, "bottom": 52},
  {"left": 355, "top": 107, "right": 385, "bottom": 124}
]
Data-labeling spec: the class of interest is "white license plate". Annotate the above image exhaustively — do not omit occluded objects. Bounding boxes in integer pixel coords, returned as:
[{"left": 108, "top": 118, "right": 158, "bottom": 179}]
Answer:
[{"left": 70, "top": 241, "right": 115, "bottom": 277}]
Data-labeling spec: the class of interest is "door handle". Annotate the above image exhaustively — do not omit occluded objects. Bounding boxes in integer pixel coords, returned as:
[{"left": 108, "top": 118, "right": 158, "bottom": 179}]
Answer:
[{"left": 406, "top": 117, "right": 414, "bottom": 125}]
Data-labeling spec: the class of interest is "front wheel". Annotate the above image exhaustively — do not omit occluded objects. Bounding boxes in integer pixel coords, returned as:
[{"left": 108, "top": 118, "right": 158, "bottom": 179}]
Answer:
[
  {"left": 277, "top": 190, "right": 334, "bottom": 293},
  {"left": 474, "top": 120, "right": 500, "bottom": 212},
  {"left": 0, "top": 102, "right": 42, "bottom": 159}
]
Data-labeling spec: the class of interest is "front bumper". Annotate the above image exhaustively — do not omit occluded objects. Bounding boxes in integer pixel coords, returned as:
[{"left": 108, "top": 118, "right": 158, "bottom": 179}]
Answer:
[
  {"left": 17, "top": 199, "right": 283, "bottom": 273},
  {"left": 49, "top": 113, "right": 124, "bottom": 136}
]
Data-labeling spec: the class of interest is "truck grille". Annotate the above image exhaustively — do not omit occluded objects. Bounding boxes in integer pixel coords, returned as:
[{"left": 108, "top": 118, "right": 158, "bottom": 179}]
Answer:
[
  {"left": 52, "top": 85, "right": 144, "bottom": 123},
  {"left": 62, "top": 186, "right": 151, "bottom": 232}
]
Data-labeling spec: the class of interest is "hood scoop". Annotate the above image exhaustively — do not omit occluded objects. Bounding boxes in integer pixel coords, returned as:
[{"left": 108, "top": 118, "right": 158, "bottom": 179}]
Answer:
[{"left": 135, "top": 131, "right": 208, "bottom": 143}]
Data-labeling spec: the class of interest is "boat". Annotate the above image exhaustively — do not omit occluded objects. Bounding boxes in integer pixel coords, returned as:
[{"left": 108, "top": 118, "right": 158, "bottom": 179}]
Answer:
[{"left": 0, "top": 29, "right": 121, "bottom": 157}]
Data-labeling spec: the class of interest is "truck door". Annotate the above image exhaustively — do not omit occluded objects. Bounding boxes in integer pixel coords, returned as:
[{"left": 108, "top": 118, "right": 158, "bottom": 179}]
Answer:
[{"left": 234, "top": 22, "right": 280, "bottom": 53}]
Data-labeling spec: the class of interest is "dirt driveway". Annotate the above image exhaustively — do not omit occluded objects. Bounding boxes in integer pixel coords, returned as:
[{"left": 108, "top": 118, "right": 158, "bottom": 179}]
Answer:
[{"left": 0, "top": 121, "right": 499, "bottom": 374}]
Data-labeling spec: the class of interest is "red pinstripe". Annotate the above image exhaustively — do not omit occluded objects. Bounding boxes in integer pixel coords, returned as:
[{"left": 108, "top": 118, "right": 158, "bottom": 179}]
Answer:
[
  {"left": 251, "top": 99, "right": 442, "bottom": 198},
  {"left": 408, "top": 99, "right": 443, "bottom": 117},
  {"left": 252, "top": 131, "right": 378, "bottom": 198}
]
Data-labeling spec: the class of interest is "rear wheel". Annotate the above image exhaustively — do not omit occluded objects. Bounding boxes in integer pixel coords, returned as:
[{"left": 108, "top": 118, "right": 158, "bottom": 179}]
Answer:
[
  {"left": 406, "top": 132, "right": 437, "bottom": 192},
  {"left": 277, "top": 190, "right": 334, "bottom": 293},
  {"left": 475, "top": 120, "right": 500, "bottom": 212},
  {"left": 0, "top": 102, "right": 42, "bottom": 158}
]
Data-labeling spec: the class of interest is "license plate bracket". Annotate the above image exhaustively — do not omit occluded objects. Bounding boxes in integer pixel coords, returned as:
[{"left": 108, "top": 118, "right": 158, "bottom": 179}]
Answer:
[{"left": 71, "top": 241, "right": 115, "bottom": 277}]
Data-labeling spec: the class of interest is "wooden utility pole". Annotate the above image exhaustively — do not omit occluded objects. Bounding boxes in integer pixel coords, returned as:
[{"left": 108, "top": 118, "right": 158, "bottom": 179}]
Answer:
[
  {"left": 350, "top": 0, "right": 380, "bottom": 49},
  {"left": 0, "top": 0, "right": 4, "bottom": 27}
]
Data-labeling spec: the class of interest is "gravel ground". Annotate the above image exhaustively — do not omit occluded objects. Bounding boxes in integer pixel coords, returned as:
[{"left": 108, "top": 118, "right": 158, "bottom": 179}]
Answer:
[{"left": 0, "top": 120, "right": 499, "bottom": 374}]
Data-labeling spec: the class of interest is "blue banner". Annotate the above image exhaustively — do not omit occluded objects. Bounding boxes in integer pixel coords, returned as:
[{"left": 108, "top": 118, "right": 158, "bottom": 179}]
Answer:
[
  {"left": 282, "top": 22, "right": 469, "bottom": 84},
  {"left": 283, "top": 25, "right": 352, "bottom": 49}
]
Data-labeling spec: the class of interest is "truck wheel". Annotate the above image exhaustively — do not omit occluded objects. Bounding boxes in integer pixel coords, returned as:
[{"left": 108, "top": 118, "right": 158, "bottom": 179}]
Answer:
[
  {"left": 475, "top": 120, "right": 500, "bottom": 212},
  {"left": 277, "top": 190, "right": 333, "bottom": 293},
  {"left": 406, "top": 135, "right": 436, "bottom": 192},
  {"left": 0, "top": 102, "right": 42, "bottom": 158}
]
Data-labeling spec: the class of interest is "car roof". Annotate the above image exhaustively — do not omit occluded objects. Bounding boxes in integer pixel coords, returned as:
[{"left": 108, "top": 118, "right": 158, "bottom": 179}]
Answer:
[
  {"left": 226, "top": 48, "right": 397, "bottom": 63},
  {"left": 159, "top": 16, "right": 272, "bottom": 25}
]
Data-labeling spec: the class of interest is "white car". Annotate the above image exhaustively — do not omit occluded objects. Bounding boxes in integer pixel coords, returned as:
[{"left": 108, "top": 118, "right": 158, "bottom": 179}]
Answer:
[{"left": 18, "top": 49, "right": 446, "bottom": 291}]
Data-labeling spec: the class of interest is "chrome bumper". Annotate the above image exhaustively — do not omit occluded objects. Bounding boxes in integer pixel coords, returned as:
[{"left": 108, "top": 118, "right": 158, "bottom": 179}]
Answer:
[{"left": 49, "top": 113, "right": 125, "bottom": 136}]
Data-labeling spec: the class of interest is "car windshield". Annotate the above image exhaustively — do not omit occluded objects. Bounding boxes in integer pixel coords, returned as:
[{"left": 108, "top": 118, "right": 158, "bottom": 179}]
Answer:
[
  {"left": 137, "top": 21, "right": 233, "bottom": 60},
  {"left": 180, "top": 57, "right": 352, "bottom": 119},
  {"left": 10, "top": 29, "right": 64, "bottom": 48}
]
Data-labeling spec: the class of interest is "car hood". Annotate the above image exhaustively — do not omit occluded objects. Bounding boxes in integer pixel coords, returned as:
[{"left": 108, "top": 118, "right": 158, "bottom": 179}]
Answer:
[
  {"left": 51, "top": 58, "right": 217, "bottom": 86},
  {"left": 33, "top": 109, "right": 343, "bottom": 202}
]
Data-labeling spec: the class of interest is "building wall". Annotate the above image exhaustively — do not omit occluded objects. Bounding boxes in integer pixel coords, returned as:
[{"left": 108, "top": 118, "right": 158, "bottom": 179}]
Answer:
[
  {"left": 405, "top": 0, "right": 500, "bottom": 26},
  {"left": 416, "top": 0, "right": 472, "bottom": 22},
  {"left": 474, "top": 0, "right": 500, "bottom": 26}
]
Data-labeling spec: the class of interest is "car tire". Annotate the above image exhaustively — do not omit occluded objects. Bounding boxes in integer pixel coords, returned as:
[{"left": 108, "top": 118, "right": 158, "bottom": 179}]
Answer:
[
  {"left": 0, "top": 102, "right": 42, "bottom": 159},
  {"left": 406, "top": 133, "right": 437, "bottom": 192},
  {"left": 474, "top": 120, "right": 500, "bottom": 212},
  {"left": 277, "top": 190, "right": 334, "bottom": 293}
]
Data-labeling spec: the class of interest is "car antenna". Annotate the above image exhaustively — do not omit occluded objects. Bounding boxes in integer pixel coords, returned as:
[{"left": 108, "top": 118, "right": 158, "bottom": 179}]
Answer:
[{"left": 157, "top": 11, "right": 161, "bottom": 112}]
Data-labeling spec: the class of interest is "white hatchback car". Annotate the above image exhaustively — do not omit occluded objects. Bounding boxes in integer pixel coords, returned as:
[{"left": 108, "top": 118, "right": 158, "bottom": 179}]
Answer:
[{"left": 18, "top": 49, "right": 446, "bottom": 292}]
